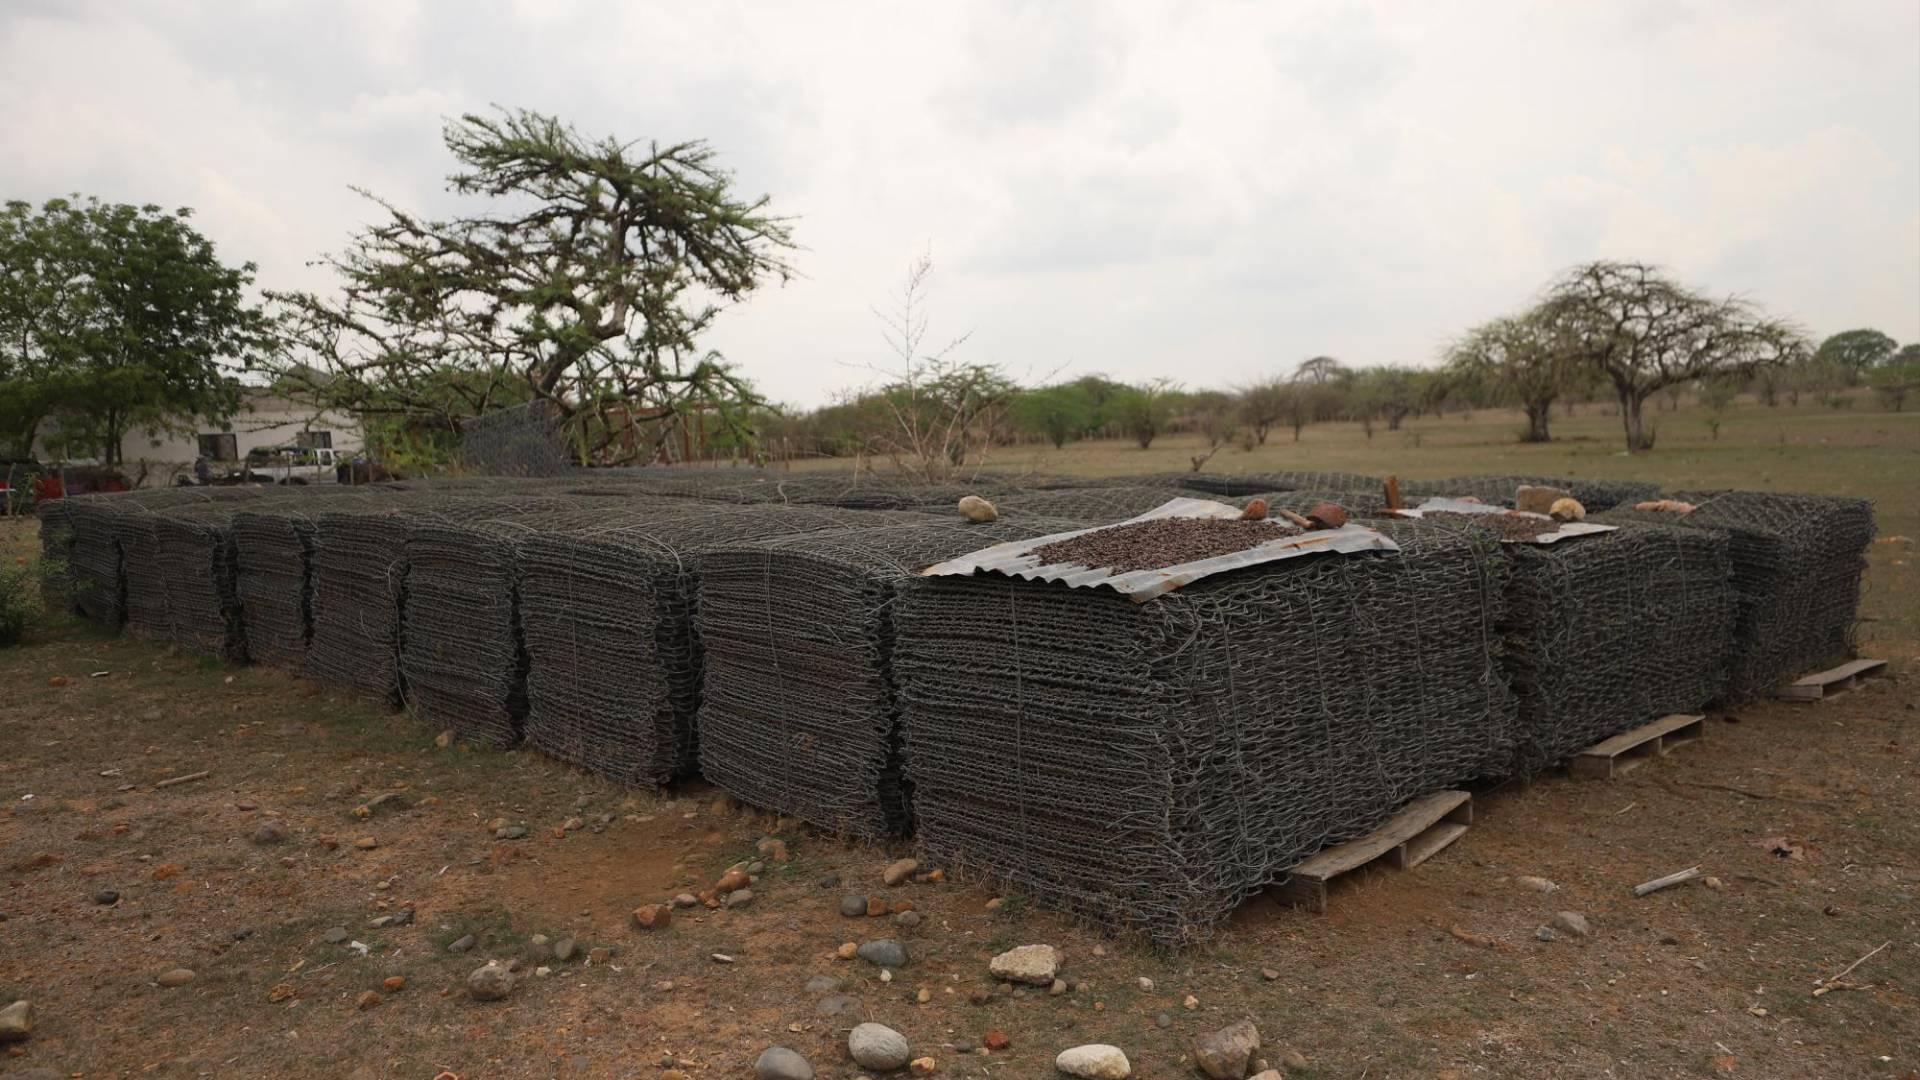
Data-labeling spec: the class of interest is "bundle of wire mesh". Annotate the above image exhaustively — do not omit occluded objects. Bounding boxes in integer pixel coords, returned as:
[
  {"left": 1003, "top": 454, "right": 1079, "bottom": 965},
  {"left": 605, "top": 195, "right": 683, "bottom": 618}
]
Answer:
[
  {"left": 891, "top": 517, "right": 1516, "bottom": 947},
  {"left": 1176, "top": 470, "right": 1382, "bottom": 497},
  {"left": 1391, "top": 512, "right": 1735, "bottom": 776},
  {"left": 456, "top": 399, "right": 572, "bottom": 477},
  {"left": 305, "top": 496, "right": 583, "bottom": 706},
  {"left": 232, "top": 488, "right": 407, "bottom": 670},
  {"left": 34, "top": 498, "right": 76, "bottom": 611},
  {"left": 518, "top": 504, "right": 908, "bottom": 783},
  {"left": 152, "top": 504, "right": 257, "bottom": 661},
  {"left": 108, "top": 489, "right": 270, "bottom": 640},
  {"left": 695, "top": 516, "right": 1085, "bottom": 838},
  {"left": 1595, "top": 491, "right": 1874, "bottom": 702},
  {"left": 1403, "top": 474, "right": 1659, "bottom": 512},
  {"left": 66, "top": 498, "right": 129, "bottom": 626}
]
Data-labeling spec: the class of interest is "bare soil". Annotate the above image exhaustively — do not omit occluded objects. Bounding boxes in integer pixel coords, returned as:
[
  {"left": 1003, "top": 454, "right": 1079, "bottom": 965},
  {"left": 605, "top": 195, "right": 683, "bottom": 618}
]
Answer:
[{"left": 2, "top": 408, "right": 1916, "bottom": 1080}]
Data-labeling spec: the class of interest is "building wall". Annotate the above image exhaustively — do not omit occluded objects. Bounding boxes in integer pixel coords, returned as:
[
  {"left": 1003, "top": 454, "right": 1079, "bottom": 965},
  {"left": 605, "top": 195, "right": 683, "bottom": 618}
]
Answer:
[{"left": 129, "top": 399, "right": 366, "bottom": 464}]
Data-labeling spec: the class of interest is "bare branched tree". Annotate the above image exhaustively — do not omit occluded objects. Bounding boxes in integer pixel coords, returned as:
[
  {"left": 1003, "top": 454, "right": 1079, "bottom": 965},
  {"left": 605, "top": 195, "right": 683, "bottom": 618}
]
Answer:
[{"left": 1540, "top": 261, "right": 1806, "bottom": 451}]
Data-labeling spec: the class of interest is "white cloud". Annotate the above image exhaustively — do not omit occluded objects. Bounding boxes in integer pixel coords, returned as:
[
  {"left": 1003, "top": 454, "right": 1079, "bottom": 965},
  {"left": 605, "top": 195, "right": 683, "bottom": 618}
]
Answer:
[{"left": 1, "top": 0, "right": 1914, "bottom": 406}]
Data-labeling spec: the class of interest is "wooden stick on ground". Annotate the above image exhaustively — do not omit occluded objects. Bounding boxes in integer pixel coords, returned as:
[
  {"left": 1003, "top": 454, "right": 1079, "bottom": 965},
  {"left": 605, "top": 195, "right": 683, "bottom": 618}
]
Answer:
[
  {"left": 1632, "top": 865, "right": 1703, "bottom": 897},
  {"left": 155, "top": 770, "right": 210, "bottom": 789},
  {"left": 1815, "top": 941, "right": 1890, "bottom": 994}
]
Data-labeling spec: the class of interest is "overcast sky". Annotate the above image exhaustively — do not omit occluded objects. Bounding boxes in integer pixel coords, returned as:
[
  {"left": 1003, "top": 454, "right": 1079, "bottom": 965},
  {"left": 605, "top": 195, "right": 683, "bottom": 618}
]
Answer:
[{"left": 3, "top": 1, "right": 1916, "bottom": 407}]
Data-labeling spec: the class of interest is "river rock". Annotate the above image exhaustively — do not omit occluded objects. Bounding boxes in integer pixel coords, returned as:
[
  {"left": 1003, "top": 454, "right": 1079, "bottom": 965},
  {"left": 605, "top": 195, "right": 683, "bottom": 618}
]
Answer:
[
  {"left": 754, "top": 1046, "right": 814, "bottom": 1080},
  {"left": 882, "top": 858, "right": 919, "bottom": 886},
  {"left": 857, "top": 939, "right": 907, "bottom": 968},
  {"left": 849, "top": 1022, "right": 912, "bottom": 1071},
  {"left": 0, "top": 1000, "right": 32, "bottom": 1043},
  {"left": 840, "top": 893, "right": 869, "bottom": 917},
  {"left": 989, "top": 944, "right": 1058, "bottom": 985},
  {"left": 1192, "top": 1019, "right": 1260, "bottom": 1079},
  {"left": 1055, "top": 1044, "right": 1130, "bottom": 1078},
  {"left": 1551, "top": 911, "right": 1592, "bottom": 938},
  {"left": 466, "top": 963, "right": 514, "bottom": 1001}
]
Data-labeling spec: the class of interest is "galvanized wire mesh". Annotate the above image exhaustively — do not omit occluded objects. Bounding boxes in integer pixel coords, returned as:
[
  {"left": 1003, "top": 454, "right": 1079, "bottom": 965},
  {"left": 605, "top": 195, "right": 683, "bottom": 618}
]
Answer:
[
  {"left": 456, "top": 400, "right": 572, "bottom": 477},
  {"left": 35, "top": 498, "right": 75, "bottom": 610},
  {"left": 1403, "top": 474, "right": 1660, "bottom": 512},
  {"left": 153, "top": 505, "right": 255, "bottom": 661},
  {"left": 305, "top": 496, "right": 582, "bottom": 706},
  {"left": 517, "top": 504, "right": 916, "bottom": 783},
  {"left": 233, "top": 488, "right": 411, "bottom": 670},
  {"left": 1392, "top": 512, "right": 1736, "bottom": 776},
  {"left": 1596, "top": 491, "right": 1875, "bottom": 702},
  {"left": 892, "top": 518, "right": 1516, "bottom": 947},
  {"left": 695, "top": 516, "right": 1085, "bottom": 839}
]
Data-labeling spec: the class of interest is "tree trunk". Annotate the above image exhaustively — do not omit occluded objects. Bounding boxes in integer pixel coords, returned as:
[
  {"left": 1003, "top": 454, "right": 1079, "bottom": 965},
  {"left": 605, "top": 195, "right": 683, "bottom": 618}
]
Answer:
[
  {"left": 1620, "top": 393, "right": 1652, "bottom": 452},
  {"left": 1522, "top": 401, "right": 1552, "bottom": 443},
  {"left": 1291, "top": 419, "right": 1304, "bottom": 442}
]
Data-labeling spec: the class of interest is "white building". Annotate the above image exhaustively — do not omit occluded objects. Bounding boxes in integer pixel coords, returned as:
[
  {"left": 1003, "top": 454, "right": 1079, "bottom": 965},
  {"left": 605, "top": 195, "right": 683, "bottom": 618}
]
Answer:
[{"left": 37, "top": 391, "right": 365, "bottom": 480}]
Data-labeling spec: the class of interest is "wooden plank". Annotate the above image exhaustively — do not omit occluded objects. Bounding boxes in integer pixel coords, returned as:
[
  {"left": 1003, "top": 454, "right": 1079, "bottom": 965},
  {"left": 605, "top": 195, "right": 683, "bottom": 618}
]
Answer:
[
  {"left": 1583, "top": 713, "right": 1704, "bottom": 758},
  {"left": 1290, "top": 790, "right": 1472, "bottom": 880},
  {"left": 1572, "top": 714, "right": 1705, "bottom": 780},
  {"left": 1777, "top": 658, "right": 1888, "bottom": 702},
  {"left": 1395, "top": 821, "right": 1470, "bottom": 869},
  {"left": 1272, "top": 790, "right": 1474, "bottom": 913}
]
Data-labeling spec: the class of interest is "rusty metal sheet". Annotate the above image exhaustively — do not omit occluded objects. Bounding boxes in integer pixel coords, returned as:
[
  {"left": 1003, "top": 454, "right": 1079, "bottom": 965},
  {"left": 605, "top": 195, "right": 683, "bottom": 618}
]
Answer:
[
  {"left": 1395, "top": 497, "right": 1618, "bottom": 545},
  {"left": 920, "top": 496, "right": 1401, "bottom": 602}
]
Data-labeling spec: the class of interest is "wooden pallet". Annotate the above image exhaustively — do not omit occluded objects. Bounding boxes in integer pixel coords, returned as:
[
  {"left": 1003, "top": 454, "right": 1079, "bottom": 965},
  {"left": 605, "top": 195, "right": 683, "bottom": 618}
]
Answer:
[
  {"left": 1570, "top": 713, "right": 1705, "bottom": 779},
  {"left": 1271, "top": 790, "right": 1472, "bottom": 913},
  {"left": 1776, "top": 659, "right": 1888, "bottom": 703}
]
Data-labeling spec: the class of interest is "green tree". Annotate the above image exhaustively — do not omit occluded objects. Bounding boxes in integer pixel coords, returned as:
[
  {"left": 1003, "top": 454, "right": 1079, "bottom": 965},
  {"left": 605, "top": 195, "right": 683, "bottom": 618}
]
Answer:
[
  {"left": 0, "top": 196, "right": 260, "bottom": 463},
  {"left": 1813, "top": 329, "right": 1897, "bottom": 385},
  {"left": 1444, "top": 312, "right": 1580, "bottom": 443},
  {"left": 1110, "top": 379, "right": 1179, "bottom": 449},
  {"left": 1010, "top": 383, "right": 1095, "bottom": 449},
  {"left": 1870, "top": 359, "right": 1919, "bottom": 412},
  {"left": 1539, "top": 261, "right": 1806, "bottom": 452},
  {"left": 1237, "top": 378, "right": 1287, "bottom": 444},
  {"left": 1348, "top": 365, "right": 1427, "bottom": 437},
  {"left": 1699, "top": 378, "right": 1739, "bottom": 439},
  {"left": 265, "top": 108, "right": 795, "bottom": 464}
]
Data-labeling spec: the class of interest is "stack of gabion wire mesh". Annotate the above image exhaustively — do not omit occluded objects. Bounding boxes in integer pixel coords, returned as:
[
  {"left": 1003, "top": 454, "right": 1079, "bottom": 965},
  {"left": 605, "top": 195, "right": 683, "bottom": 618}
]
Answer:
[
  {"left": 96, "top": 489, "right": 269, "bottom": 639},
  {"left": 891, "top": 518, "right": 1516, "bottom": 946},
  {"left": 153, "top": 504, "right": 254, "bottom": 661},
  {"left": 34, "top": 498, "right": 76, "bottom": 611},
  {"left": 1178, "top": 470, "right": 1382, "bottom": 497},
  {"left": 233, "top": 488, "right": 408, "bottom": 670},
  {"left": 456, "top": 399, "right": 572, "bottom": 477},
  {"left": 1390, "top": 511, "right": 1736, "bottom": 776},
  {"left": 1596, "top": 491, "right": 1875, "bottom": 702},
  {"left": 1403, "top": 474, "right": 1660, "bottom": 512},
  {"left": 695, "top": 516, "right": 1083, "bottom": 838},
  {"left": 518, "top": 504, "right": 905, "bottom": 783},
  {"left": 306, "top": 496, "right": 574, "bottom": 706},
  {"left": 67, "top": 497, "right": 129, "bottom": 626}
]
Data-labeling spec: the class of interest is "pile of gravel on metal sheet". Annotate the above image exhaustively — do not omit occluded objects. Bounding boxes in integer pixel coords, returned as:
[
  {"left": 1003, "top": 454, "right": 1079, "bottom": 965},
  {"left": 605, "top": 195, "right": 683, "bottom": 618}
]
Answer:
[
  {"left": 1177, "top": 470, "right": 1382, "bottom": 497},
  {"left": 517, "top": 504, "right": 903, "bottom": 783},
  {"left": 892, "top": 517, "right": 1515, "bottom": 947},
  {"left": 694, "top": 516, "right": 1083, "bottom": 838},
  {"left": 1596, "top": 491, "right": 1874, "bottom": 702},
  {"left": 1029, "top": 517, "right": 1303, "bottom": 572},
  {"left": 1403, "top": 474, "right": 1659, "bottom": 512}
]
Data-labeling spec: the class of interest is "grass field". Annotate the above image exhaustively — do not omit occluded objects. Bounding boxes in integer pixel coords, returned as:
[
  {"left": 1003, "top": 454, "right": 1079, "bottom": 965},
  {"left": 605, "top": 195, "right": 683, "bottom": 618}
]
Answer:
[
  {"left": 0, "top": 398, "right": 1912, "bottom": 1079},
  {"left": 793, "top": 396, "right": 1920, "bottom": 653}
]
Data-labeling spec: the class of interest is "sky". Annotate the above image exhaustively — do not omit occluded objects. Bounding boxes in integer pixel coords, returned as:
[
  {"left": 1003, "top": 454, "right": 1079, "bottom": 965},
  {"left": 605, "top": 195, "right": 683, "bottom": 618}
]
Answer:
[{"left": 2, "top": 0, "right": 1916, "bottom": 408}]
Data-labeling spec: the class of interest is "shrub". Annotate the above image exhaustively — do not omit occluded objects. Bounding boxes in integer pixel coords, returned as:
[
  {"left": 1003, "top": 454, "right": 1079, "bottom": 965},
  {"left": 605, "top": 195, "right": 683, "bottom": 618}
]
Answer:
[{"left": 0, "top": 557, "right": 42, "bottom": 647}]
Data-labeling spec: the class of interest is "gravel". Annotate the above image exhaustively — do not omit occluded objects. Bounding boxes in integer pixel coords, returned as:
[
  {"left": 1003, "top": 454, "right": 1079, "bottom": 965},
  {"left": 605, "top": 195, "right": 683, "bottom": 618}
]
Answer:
[{"left": 1029, "top": 517, "right": 1300, "bottom": 573}]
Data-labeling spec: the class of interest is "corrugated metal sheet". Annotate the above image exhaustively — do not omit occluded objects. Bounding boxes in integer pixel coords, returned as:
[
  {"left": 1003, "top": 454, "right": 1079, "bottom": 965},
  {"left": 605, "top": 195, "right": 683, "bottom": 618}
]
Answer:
[
  {"left": 920, "top": 496, "right": 1401, "bottom": 602},
  {"left": 1397, "top": 497, "right": 1619, "bottom": 545}
]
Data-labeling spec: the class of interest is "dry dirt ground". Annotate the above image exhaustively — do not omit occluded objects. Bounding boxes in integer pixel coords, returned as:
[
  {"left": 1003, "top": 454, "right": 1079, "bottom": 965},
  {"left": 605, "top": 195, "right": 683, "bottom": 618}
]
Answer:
[{"left": 1, "top": 447, "right": 1916, "bottom": 1078}]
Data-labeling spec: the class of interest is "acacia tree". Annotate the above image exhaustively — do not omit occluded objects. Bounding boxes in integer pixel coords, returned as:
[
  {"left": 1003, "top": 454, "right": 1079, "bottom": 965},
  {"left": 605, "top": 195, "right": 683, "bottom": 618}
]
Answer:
[
  {"left": 1, "top": 197, "right": 259, "bottom": 462},
  {"left": 1110, "top": 378, "right": 1179, "bottom": 449},
  {"left": 1539, "top": 261, "right": 1806, "bottom": 451},
  {"left": 1444, "top": 312, "right": 1578, "bottom": 442},
  {"left": 1237, "top": 378, "right": 1286, "bottom": 444},
  {"left": 1814, "top": 329, "right": 1897, "bottom": 385},
  {"left": 264, "top": 108, "right": 795, "bottom": 463}
]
